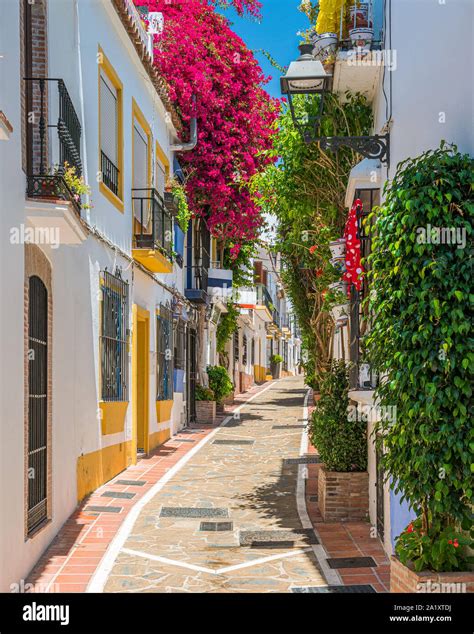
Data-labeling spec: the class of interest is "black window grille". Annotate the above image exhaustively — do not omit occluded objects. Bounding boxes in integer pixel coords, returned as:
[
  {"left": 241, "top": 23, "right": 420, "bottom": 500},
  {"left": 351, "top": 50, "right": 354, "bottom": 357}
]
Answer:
[
  {"left": 174, "top": 319, "right": 186, "bottom": 371},
  {"left": 251, "top": 338, "right": 255, "bottom": 366},
  {"left": 100, "top": 270, "right": 129, "bottom": 401},
  {"left": 242, "top": 335, "right": 248, "bottom": 366},
  {"left": 101, "top": 150, "right": 119, "bottom": 196},
  {"left": 27, "top": 275, "right": 48, "bottom": 535},
  {"left": 233, "top": 330, "right": 239, "bottom": 365},
  {"left": 157, "top": 305, "right": 173, "bottom": 400}
]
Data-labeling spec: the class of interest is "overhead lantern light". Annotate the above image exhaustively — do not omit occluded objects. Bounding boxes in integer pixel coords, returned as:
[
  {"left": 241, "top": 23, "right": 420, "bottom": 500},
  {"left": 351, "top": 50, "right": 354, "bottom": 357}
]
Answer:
[{"left": 280, "top": 44, "right": 389, "bottom": 164}]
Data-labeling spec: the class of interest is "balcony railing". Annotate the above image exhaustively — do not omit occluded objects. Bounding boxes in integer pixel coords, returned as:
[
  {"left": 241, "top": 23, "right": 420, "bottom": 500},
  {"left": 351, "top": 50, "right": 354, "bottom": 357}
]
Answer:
[
  {"left": 101, "top": 150, "right": 119, "bottom": 197},
  {"left": 256, "top": 283, "right": 273, "bottom": 313},
  {"left": 132, "top": 188, "right": 173, "bottom": 258},
  {"left": 24, "top": 78, "right": 82, "bottom": 212}
]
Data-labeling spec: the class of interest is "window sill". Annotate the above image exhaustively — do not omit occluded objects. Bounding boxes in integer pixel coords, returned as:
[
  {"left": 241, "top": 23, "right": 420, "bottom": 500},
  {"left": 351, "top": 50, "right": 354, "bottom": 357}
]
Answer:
[
  {"left": 99, "top": 400, "right": 129, "bottom": 435},
  {"left": 99, "top": 181, "right": 124, "bottom": 213}
]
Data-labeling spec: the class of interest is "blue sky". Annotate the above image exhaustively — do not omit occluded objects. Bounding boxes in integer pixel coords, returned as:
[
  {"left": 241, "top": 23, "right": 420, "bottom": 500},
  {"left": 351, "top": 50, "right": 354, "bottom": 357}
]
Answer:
[{"left": 218, "top": 1, "right": 310, "bottom": 99}]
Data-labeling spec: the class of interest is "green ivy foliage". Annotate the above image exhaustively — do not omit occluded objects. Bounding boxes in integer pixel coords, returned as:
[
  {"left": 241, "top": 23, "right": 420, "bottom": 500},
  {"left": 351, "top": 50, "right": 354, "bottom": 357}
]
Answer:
[
  {"left": 310, "top": 360, "right": 367, "bottom": 472},
  {"left": 366, "top": 143, "right": 473, "bottom": 529},
  {"left": 251, "top": 92, "right": 372, "bottom": 383},
  {"left": 216, "top": 303, "right": 240, "bottom": 354}
]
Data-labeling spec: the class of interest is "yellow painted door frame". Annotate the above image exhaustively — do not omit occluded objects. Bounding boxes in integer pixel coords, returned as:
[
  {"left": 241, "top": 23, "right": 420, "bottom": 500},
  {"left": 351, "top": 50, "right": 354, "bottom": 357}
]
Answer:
[{"left": 132, "top": 304, "right": 150, "bottom": 461}]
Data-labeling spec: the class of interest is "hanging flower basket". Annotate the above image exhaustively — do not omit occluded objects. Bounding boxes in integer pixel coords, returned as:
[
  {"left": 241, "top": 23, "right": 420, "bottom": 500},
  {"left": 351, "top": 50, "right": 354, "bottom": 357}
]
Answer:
[
  {"left": 329, "top": 238, "right": 346, "bottom": 259},
  {"left": 311, "top": 32, "right": 339, "bottom": 62},
  {"left": 349, "top": 27, "right": 374, "bottom": 51}
]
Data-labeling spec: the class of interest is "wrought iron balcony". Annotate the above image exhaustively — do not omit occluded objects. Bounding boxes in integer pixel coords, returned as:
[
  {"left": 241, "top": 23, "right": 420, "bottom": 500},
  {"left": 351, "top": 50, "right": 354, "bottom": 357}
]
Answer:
[
  {"left": 101, "top": 150, "right": 119, "bottom": 197},
  {"left": 132, "top": 188, "right": 173, "bottom": 258},
  {"left": 185, "top": 221, "right": 210, "bottom": 304},
  {"left": 24, "top": 78, "right": 82, "bottom": 212},
  {"left": 256, "top": 283, "right": 273, "bottom": 313}
]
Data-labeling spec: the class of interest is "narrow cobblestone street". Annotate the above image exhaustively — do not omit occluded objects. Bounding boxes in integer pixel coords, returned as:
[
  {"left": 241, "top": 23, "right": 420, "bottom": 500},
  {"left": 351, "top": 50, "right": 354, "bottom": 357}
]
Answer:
[{"left": 93, "top": 376, "right": 327, "bottom": 592}]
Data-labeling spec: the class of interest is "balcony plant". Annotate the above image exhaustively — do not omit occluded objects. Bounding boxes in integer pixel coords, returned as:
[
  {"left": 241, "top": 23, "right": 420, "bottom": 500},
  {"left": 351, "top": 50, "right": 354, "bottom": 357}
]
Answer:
[
  {"left": 53, "top": 162, "right": 92, "bottom": 210},
  {"left": 310, "top": 360, "right": 369, "bottom": 521},
  {"left": 365, "top": 143, "right": 473, "bottom": 589}
]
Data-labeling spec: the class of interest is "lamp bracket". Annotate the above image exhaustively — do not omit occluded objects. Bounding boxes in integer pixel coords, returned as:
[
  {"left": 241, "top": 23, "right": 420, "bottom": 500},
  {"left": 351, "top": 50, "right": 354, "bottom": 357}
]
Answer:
[{"left": 312, "top": 133, "right": 390, "bottom": 164}]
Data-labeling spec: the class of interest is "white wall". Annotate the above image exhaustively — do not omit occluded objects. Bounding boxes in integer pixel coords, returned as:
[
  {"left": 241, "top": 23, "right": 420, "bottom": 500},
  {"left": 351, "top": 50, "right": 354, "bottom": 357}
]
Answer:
[
  {"left": 374, "top": 0, "right": 474, "bottom": 176},
  {"left": 0, "top": 0, "right": 183, "bottom": 590}
]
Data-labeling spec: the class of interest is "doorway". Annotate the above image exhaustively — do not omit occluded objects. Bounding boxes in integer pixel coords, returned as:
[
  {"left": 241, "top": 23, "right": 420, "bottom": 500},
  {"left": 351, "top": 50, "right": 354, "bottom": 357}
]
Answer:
[
  {"left": 187, "top": 327, "right": 197, "bottom": 424},
  {"left": 133, "top": 305, "right": 149, "bottom": 457}
]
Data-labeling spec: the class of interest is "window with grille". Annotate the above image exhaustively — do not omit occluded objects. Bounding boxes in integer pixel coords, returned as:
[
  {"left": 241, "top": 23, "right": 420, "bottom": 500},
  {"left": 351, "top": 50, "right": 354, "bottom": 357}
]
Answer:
[
  {"left": 99, "top": 69, "right": 120, "bottom": 197},
  {"left": 233, "top": 330, "right": 239, "bottom": 365},
  {"left": 100, "top": 270, "right": 129, "bottom": 401},
  {"left": 242, "top": 335, "right": 248, "bottom": 366},
  {"left": 27, "top": 275, "right": 48, "bottom": 535},
  {"left": 174, "top": 319, "right": 185, "bottom": 371},
  {"left": 157, "top": 305, "right": 173, "bottom": 400},
  {"left": 251, "top": 338, "right": 255, "bottom": 365}
]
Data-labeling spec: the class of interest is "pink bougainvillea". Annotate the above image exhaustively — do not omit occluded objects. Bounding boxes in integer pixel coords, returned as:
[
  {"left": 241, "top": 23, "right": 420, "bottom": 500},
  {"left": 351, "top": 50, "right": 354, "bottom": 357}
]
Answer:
[{"left": 135, "top": 0, "right": 277, "bottom": 244}]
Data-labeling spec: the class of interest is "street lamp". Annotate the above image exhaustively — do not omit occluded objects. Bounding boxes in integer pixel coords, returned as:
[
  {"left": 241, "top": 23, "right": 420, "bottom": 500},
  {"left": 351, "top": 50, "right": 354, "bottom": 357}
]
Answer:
[{"left": 281, "top": 44, "right": 390, "bottom": 164}]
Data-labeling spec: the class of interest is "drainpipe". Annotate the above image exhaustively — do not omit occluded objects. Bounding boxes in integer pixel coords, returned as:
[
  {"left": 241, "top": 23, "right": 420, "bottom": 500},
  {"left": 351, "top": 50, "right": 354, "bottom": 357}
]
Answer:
[{"left": 170, "top": 97, "right": 197, "bottom": 152}]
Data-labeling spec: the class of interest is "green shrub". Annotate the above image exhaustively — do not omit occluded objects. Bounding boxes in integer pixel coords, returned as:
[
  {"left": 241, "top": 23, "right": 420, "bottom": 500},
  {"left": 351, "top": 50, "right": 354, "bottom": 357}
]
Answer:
[
  {"left": 270, "top": 354, "right": 283, "bottom": 364},
  {"left": 366, "top": 143, "right": 473, "bottom": 545},
  {"left": 206, "top": 365, "right": 233, "bottom": 404},
  {"left": 309, "top": 360, "right": 367, "bottom": 472},
  {"left": 395, "top": 517, "right": 473, "bottom": 573},
  {"left": 195, "top": 385, "right": 215, "bottom": 401}
]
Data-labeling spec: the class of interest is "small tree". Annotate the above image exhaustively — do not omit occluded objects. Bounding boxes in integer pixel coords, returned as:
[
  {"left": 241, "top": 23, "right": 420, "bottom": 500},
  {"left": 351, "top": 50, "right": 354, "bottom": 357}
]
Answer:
[
  {"left": 310, "top": 360, "right": 367, "bottom": 472},
  {"left": 366, "top": 144, "right": 473, "bottom": 555}
]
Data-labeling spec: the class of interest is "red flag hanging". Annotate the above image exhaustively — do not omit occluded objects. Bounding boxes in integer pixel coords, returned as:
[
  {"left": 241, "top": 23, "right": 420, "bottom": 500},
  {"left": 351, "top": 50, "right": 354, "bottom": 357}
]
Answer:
[{"left": 343, "top": 198, "right": 364, "bottom": 296}]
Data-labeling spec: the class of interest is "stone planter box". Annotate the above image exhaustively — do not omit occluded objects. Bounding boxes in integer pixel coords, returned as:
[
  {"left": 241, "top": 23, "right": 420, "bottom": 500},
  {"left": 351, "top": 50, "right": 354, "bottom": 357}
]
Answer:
[
  {"left": 318, "top": 466, "right": 369, "bottom": 522},
  {"left": 271, "top": 363, "right": 282, "bottom": 379},
  {"left": 390, "top": 556, "right": 474, "bottom": 593},
  {"left": 195, "top": 400, "right": 216, "bottom": 424},
  {"left": 216, "top": 392, "right": 234, "bottom": 413}
]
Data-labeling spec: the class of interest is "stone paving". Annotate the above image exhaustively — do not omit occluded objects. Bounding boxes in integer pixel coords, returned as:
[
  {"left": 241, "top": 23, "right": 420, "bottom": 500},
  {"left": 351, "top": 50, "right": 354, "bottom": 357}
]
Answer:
[
  {"left": 102, "top": 376, "right": 328, "bottom": 593},
  {"left": 27, "top": 377, "right": 390, "bottom": 593}
]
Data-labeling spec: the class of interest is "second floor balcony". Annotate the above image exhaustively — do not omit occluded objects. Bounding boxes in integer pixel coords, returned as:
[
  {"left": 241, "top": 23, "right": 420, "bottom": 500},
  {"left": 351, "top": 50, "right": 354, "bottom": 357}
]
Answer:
[
  {"left": 24, "top": 77, "right": 87, "bottom": 245},
  {"left": 132, "top": 188, "right": 173, "bottom": 273},
  {"left": 185, "top": 220, "right": 210, "bottom": 304},
  {"left": 255, "top": 283, "right": 273, "bottom": 323}
]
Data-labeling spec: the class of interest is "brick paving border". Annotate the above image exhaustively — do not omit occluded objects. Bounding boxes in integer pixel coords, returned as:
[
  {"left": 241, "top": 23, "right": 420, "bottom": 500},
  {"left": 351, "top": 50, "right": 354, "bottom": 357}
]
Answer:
[
  {"left": 26, "top": 381, "right": 275, "bottom": 593},
  {"left": 304, "top": 392, "right": 391, "bottom": 593}
]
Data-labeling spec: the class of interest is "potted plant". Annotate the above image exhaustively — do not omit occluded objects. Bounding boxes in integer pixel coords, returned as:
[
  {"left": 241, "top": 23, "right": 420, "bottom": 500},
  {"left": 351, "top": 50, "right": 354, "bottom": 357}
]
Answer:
[
  {"left": 329, "top": 238, "right": 346, "bottom": 259},
  {"left": 310, "top": 360, "right": 369, "bottom": 521},
  {"left": 270, "top": 354, "right": 283, "bottom": 379},
  {"left": 348, "top": 1, "right": 374, "bottom": 51},
  {"left": 206, "top": 365, "right": 234, "bottom": 412},
  {"left": 311, "top": 31, "right": 339, "bottom": 62},
  {"left": 195, "top": 384, "right": 216, "bottom": 424}
]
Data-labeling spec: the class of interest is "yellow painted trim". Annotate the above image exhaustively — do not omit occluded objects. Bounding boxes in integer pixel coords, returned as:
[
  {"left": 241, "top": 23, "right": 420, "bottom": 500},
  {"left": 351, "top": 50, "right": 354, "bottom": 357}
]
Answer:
[
  {"left": 77, "top": 440, "right": 133, "bottom": 501},
  {"left": 155, "top": 139, "right": 170, "bottom": 184},
  {"left": 99, "top": 182, "right": 125, "bottom": 212},
  {"left": 99, "top": 401, "right": 129, "bottom": 435},
  {"left": 132, "top": 248, "right": 173, "bottom": 273},
  {"left": 132, "top": 305, "right": 150, "bottom": 459},
  {"left": 98, "top": 46, "right": 124, "bottom": 210},
  {"left": 156, "top": 399, "right": 173, "bottom": 423},
  {"left": 148, "top": 428, "right": 171, "bottom": 452},
  {"left": 265, "top": 374, "right": 273, "bottom": 381}
]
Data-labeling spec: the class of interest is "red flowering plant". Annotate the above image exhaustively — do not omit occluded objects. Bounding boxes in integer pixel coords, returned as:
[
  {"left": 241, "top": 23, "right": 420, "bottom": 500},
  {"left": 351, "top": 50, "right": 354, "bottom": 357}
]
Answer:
[
  {"left": 135, "top": 0, "right": 278, "bottom": 251},
  {"left": 395, "top": 517, "right": 473, "bottom": 573}
]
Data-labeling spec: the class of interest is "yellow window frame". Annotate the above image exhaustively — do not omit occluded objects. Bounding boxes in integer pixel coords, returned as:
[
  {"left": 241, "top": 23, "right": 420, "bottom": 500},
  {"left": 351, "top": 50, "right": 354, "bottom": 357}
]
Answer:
[{"left": 98, "top": 46, "right": 124, "bottom": 212}]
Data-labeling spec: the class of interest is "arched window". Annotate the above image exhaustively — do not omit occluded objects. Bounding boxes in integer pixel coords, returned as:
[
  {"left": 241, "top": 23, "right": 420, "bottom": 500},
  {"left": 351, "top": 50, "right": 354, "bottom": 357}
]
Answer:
[{"left": 27, "top": 275, "right": 48, "bottom": 535}]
